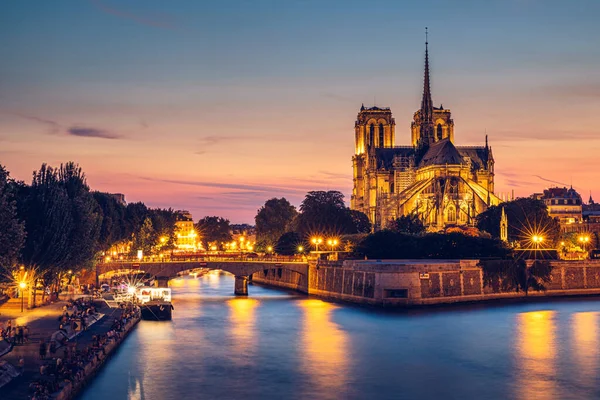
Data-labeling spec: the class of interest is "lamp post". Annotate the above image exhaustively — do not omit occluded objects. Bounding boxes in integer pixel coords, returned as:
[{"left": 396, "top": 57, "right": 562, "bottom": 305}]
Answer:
[
  {"left": 311, "top": 237, "right": 323, "bottom": 252},
  {"left": 579, "top": 235, "right": 590, "bottom": 258},
  {"left": 19, "top": 281, "right": 27, "bottom": 312},
  {"left": 327, "top": 239, "right": 338, "bottom": 252},
  {"left": 532, "top": 235, "right": 544, "bottom": 261}
]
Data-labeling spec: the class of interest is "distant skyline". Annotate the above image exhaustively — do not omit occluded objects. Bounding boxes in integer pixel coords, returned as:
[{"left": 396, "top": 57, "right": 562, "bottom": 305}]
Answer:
[{"left": 1, "top": 0, "right": 599, "bottom": 223}]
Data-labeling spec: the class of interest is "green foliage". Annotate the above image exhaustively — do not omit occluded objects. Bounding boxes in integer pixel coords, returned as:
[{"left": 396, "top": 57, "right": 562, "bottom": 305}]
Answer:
[
  {"left": 391, "top": 215, "right": 425, "bottom": 235},
  {"left": 476, "top": 198, "right": 560, "bottom": 247},
  {"left": 275, "top": 232, "right": 304, "bottom": 255},
  {"left": 255, "top": 198, "right": 297, "bottom": 245},
  {"left": 18, "top": 164, "right": 75, "bottom": 273},
  {"left": 294, "top": 191, "right": 371, "bottom": 237},
  {"left": 355, "top": 231, "right": 511, "bottom": 259},
  {"left": 0, "top": 165, "right": 26, "bottom": 269},
  {"left": 132, "top": 217, "right": 154, "bottom": 255},
  {"left": 196, "top": 216, "right": 232, "bottom": 250},
  {"left": 479, "top": 259, "right": 553, "bottom": 294},
  {"left": 93, "top": 192, "right": 127, "bottom": 250},
  {"left": 58, "top": 162, "right": 102, "bottom": 270}
]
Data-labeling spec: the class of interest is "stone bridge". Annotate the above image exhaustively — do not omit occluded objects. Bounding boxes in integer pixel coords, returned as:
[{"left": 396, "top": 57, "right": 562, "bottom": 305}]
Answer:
[{"left": 97, "top": 257, "right": 309, "bottom": 295}]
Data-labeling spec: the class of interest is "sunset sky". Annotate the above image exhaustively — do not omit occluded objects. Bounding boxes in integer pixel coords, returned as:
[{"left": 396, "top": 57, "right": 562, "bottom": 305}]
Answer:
[{"left": 1, "top": 0, "right": 599, "bottom": 223}]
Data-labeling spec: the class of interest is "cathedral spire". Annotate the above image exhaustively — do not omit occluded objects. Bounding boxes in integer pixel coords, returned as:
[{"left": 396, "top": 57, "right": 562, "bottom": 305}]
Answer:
[{"left": 419, "top": 27, "right": 434, "bottom": 146}]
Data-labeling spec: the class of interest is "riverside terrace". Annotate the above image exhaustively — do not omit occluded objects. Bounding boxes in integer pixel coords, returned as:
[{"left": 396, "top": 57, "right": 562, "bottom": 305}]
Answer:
[{"left": 97, "top": 255, "right": 309, "bottom": 296}]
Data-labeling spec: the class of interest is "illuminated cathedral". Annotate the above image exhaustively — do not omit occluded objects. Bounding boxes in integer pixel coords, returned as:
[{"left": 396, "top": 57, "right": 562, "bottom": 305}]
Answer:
[{"left": 351, "top": 37, "right": 501, "bottom": 230}]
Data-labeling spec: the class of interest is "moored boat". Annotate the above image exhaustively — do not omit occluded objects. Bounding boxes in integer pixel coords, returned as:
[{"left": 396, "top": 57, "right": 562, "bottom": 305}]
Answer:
[{"left": 136, "top": 287, "right": 174, "bottom": 321}]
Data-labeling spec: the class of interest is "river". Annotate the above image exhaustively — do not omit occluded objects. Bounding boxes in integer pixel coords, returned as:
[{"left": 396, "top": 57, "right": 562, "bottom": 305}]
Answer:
[{"left": 82, "top": 271, "right": 600, "bottom": 400}]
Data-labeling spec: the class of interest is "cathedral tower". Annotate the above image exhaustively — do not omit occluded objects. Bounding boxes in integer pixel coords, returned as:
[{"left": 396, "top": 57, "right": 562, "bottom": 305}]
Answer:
[
  {"left": 411, "top": 31, "right": 455, "bottom": 147},
  {"left": 354, "top": 105, "right": 395, "bottom": 155}
]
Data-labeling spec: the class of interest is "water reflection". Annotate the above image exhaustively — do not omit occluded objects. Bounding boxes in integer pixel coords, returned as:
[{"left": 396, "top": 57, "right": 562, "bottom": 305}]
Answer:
[
  {"left": 137, "top": 320, "right": 176, "bottom": 399},
  {"left": 515, "top": 310, "right": 557, "bottom": 400},
  {"left": 299, "top": 299, "right": 349, "bottom": 399},
  {"left": 572, "top": 312, "right": 598, "bottom": 389},
  {"left": 227, "top": 297, "right": 259, "bottom": 365}
]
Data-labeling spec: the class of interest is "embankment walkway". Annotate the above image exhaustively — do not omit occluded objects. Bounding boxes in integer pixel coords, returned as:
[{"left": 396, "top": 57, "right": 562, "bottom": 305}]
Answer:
[{"left": 0, "top": 299, "right": 135, "bottom": 400}]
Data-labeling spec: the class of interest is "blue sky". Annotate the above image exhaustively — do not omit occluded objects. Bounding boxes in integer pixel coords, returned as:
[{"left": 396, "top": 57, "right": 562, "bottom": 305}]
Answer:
[{"left": 1, "top": 0, "right": 599, "bottom": 222}]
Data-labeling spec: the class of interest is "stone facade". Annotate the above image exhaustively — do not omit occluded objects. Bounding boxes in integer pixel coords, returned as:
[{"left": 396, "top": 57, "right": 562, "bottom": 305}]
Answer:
[
  {"left": 351, "top": 41, "right": 500, "bottom": 230},
  {"left": 253, "top": 259, "right": 600, "bottom": 307}
]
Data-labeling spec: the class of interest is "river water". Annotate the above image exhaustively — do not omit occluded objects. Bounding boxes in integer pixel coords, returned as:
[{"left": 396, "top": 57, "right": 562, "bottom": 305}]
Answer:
[{"left": 82, "top": 271, "right": 600, "bottom": 400}]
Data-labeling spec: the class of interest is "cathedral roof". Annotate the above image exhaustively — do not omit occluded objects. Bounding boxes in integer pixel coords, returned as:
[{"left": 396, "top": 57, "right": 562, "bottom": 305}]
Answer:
[
  {"left": 374, "top": 147, "right": 415, "bottom": 169},
  {"left": 456, "top": 146, "right": 489, "bottom": 170},
  {"left": 419, "top": 138, "right": 464, "bottom": 167}
]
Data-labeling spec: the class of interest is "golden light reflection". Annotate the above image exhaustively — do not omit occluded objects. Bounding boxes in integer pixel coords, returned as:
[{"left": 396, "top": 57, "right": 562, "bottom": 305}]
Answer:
[
  {"left": 572, "top": 312, "right": 598, "bottom": 388},
  {"left": 205, "top": 270, "right": 221, "bottom": 289},
  {"left": 227, "top": 297, "right": 259, "bottom": 365},
  {"left": 299, "top": 299, "right": 349, "bottom": 396},
  {"left": 515, "top": 310, "right": 556, "bottom": 400}
]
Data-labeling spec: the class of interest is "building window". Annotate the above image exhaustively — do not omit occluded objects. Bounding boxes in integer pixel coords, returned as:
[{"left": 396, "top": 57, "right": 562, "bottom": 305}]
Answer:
[
  {"left": 369, "top": 124, "right": 374, "bottom": 147},
  {"left": 379, "top": 123, "right": 385, "bottom": 147},
  {"left": 447, "top": 206, "right": 456, "bottom": 223},
  {"left": 437, "top": 124, "right": 443, "bottom": 140}
]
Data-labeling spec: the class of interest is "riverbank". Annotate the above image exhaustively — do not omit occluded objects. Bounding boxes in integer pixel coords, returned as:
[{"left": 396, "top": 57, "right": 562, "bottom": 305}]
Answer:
[
  {"left": 0, "top": 300, "right": 139, "bottom": 400},
  {"left": 252, "top": 259, "right": 600, "bottom": 307},
  {"left": 54, "top": 306, "right": 140, "bottom": 400}
]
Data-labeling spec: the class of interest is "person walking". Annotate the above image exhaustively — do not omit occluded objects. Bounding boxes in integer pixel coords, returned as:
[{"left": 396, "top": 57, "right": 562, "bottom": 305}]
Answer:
[
  {"left": 39, "top": 340, "right": 47, "bottom": 360},
  {"left": 18, "top": 357, "right": 24, "bottom": 374},
  {"left": 24, "top": 325, "right": 29, "bottom": 343}
]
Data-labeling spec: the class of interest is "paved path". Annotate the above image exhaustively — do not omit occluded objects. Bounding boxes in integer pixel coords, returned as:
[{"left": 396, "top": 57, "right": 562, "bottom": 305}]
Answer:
[{"left": 0, "top": 300, "right": 122, "bottom": 400}]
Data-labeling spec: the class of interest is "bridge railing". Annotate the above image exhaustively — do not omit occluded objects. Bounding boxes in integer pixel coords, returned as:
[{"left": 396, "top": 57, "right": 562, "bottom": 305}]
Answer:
[{"left": 100, "top": 254, "right": 309, "bottom": 264}]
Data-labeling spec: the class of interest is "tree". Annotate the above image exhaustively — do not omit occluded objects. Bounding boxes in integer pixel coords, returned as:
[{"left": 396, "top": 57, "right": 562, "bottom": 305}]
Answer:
[
  {"left": 58, "top": 162, "right": 102, "bottom": 271},
  {"left": 391, "top": 215, "right": 425, "bottom": 235},
  {"left": 479, "top": 259, "right": 553, "bottom": 295},
  {"left": 355, "top": 231, "right": 511, "bottom": 260},
  {"left": 93, "top": 192, "right": 127, "bottom": 251},
  {"left": 196, "top": 216, "right": 232, "bottom": 250},
  {"left": 0, "top": 165, "right": 26, "bottom": 269},
  {"left": 255, "top": 198, "right": 297, "bottom": 245},
  {"left": 294, "top": 190, "right": 368, "bottom": 236},
  {"left": 347, "top": 209, "right": 371, "bottom": 234},
  {"left": 275, "top": 232, "right": 304, "bottom": 255},
  {"left": 355, "top": 231, "right": 418, "bottom": 259},
  {"left": 477, "top": 198, "right": 560, "bottom": 247},
  {"left": 132, "top": 217, "right": 154, "bottom": 256}
]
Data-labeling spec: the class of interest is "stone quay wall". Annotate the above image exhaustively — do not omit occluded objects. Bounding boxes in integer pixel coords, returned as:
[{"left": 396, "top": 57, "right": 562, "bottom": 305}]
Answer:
[
  {"left": 252, "top": 259, "right": 600, "bottom": 306},
  {"left": 54, "top": 313, "right": 141, "bottom": 400}
]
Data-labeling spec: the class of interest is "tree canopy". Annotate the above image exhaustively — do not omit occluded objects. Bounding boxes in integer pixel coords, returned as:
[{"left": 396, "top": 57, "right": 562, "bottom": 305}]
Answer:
[
  {"left": 0, "top": 165, "right": 26, "bottom": 269},
  {"left": 390, "top": 215, "right": 425, "bottom": 235},
  {"left": 196, "top": 216, "right": 232, "bottom": 250},
  {"left": 294, "top": 191, "right": 371, "bottom": 237},
  {"left": 476, "top": 198, "right": 560, "bottom": 247},
  {"left": 255, "top": 198, "right": 297, "bottom": 245}
]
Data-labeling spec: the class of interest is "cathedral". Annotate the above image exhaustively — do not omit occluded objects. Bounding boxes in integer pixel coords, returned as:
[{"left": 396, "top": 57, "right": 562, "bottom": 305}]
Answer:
[{"left": 351, "top": 38, "right": 501, "bottom": 230}]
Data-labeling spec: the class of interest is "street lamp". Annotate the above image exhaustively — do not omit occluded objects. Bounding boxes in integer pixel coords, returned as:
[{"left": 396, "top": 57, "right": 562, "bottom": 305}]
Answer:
[
  {"left": 327, "top": 239, "right": 339, "bottom": 252},
  {"left": 267, "top": 246, "right": 273, "bottom": 254},
  {"left": 19, "top": 281, "right": 27, "bottom": 312},
  {"left": 579, "top": 235, "right": 590, "bottom": 256},
  {"left": 532, "top": 235, "right": 544, "bottom": 262},
  {"left": 297, "top": 245, "right": 304, "bottom": 254},
  {"left": 311, "top": 237, "right": 323, "bottom": 252}
]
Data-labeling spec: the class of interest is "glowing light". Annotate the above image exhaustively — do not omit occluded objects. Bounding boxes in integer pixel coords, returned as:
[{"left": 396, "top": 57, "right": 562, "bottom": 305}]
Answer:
[
  {"left": 127, "top": 286, "right": 136, "bottom": 295},
  {"left": 19, "top": 281, "right": 27, "bottom": 289},
  {"left": 210, "top": 245, "right": 217, "bottom": 251},
  {"left": 137, "top": 250, "right": 143, "bottom": 260},
  {"left": 160, "top": 236, "right": 167, "bottom": 243},
  {"left": 105, "top": 256, "right": 111, "bottom": 262},
  {"left": 298, "top": 246, "right": 304, "bottom": 252},
  {"left": 267, "top": 246, "right": 273, "bottom": 253}
]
